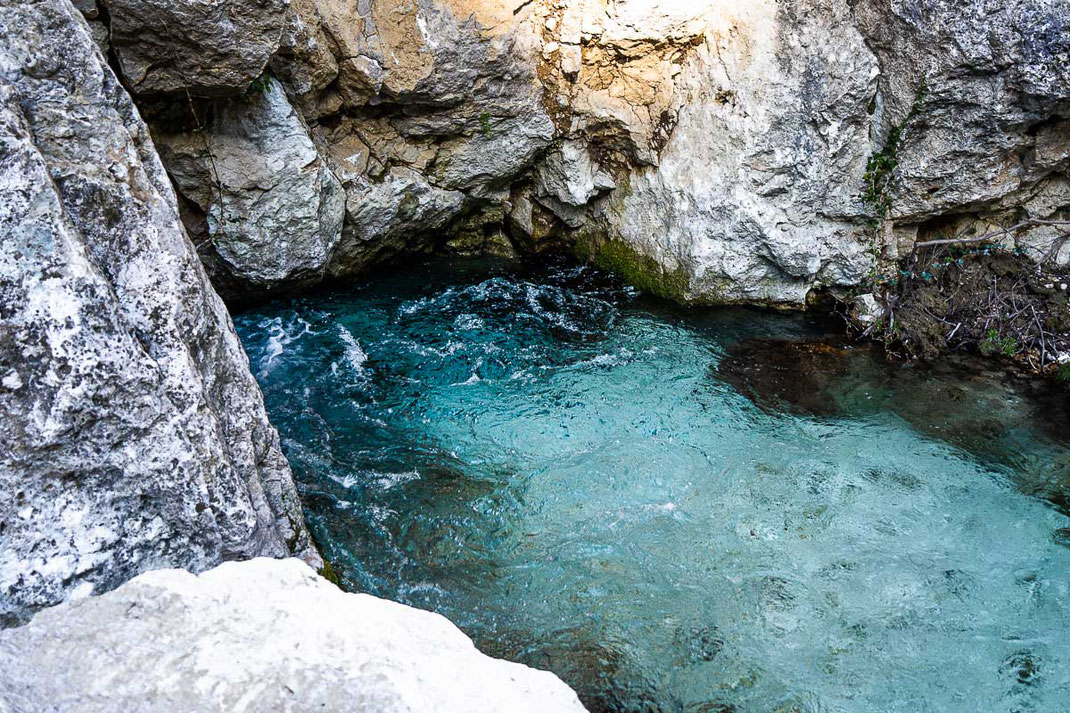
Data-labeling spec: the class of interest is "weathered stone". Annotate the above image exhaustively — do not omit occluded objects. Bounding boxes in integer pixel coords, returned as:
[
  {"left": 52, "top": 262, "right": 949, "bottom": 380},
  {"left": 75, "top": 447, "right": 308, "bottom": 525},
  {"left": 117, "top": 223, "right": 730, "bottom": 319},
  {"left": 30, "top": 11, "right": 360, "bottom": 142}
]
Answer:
[
  {"left": 535, "top": 139, "right": 616, "bottom": 228},
  {"left": 0, "top": 558, "right": 587, "bottom": 713},
  {"left": 855, "top": 0, "right": 1070, "bottom": 223},
  {"left": 152, "top": 78, "right": 345, "bottom": 299},
  {"left": 269, "top": 0, "right": 341, "bottom": 103},
  {"left": 0, "top": 0, "right": 318, "bottom": 626},
  {"left": 329, "top": 166, "right": 466, "bottom": 275},
  {"left": 59, "top": 0, "right": 1070, "bottom": 307},
  {"left": 101, "top": 0, "right": 288, "bottom": 96},
  {"left": 592, "top": 0, "right": 878, "bottom": 305},
  {"left": 433, "top": 113, "right": 555, "bottom": 191}
]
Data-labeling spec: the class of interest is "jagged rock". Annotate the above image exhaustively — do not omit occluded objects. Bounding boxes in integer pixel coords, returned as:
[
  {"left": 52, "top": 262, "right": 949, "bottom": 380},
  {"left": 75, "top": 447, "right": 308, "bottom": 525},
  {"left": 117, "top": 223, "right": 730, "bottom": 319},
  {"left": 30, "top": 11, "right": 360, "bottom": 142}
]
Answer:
[
  {"left": 152, "top": 77, "right": 345, "bottom": 299},
  {"left": 329, "top": 166, "right": 466, "bottom": 275},
  {"left": 269, "top": 0, "right": 341, "bottom": 103},
  {"left": 0, "top": 0, "right": 318, "bottom": 626},
  {"left": 855, "top": 0, "right": 1070, "bottom": 221},
  {"left": 0, "top": 558, "right": 587, "bottom": 713},
  {"left": 64, "top": 0, "right": 1070, "bottom": 306},
  {"left": 433, "top": 113, "right": 555, "bottom": 192},
  {"left": 535, "top": 139, "right": 616, "bottom": 228},
  {"left": 592, "top": 1, "right": 878, "bottom": 305},
  {"left": 101, "top": 0, "right": 288, "bottom": 96}
]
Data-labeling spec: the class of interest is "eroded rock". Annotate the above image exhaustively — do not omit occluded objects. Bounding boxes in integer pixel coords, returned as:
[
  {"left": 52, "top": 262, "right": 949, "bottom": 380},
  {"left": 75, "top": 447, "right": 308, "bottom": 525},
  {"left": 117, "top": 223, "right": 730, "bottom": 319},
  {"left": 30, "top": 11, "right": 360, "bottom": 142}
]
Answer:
[
  {"left": 40, "top": 0, "right": 1070, "bottom": 308},
  {"left": 102, "top": 0, "right": 288, "bottom": 96},
  {"left": 0, "top": 0, "right": 318, "bottom": 625},
  {"left": 152, "top": 77, "right": 345, "bottom": 300}
]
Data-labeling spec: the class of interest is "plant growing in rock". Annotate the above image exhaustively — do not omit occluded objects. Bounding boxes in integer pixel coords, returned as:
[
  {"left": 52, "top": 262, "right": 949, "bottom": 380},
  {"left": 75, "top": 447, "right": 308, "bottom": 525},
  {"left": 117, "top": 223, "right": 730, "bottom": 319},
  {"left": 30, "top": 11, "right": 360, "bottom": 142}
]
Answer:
[
  {"left": 244, "top": 73, "right": 273, "bottom": 99},
  {"left": 979, "top": 328, "right": 1019, "bottom": 357},
  {"left": 861, "top": 77, "right": 928, "bottom": 232}
]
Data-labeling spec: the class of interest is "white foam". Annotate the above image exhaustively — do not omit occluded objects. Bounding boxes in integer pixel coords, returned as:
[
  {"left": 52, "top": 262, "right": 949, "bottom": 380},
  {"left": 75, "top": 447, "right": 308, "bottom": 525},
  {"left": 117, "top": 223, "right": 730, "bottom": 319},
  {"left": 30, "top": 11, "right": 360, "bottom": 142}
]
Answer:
[{"left": 338, "top": 325, "right": 368, "bottom": 372}]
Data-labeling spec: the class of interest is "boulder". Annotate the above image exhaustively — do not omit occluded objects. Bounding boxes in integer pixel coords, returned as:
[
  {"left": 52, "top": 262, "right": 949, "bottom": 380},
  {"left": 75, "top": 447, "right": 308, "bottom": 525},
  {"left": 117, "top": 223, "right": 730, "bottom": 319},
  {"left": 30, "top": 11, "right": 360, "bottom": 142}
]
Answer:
[
  {"left": 0, "top": 0, "right": 318, "bottom": 626},
  {"left": 0, "top": 559, "right": 588, "bottom": 713},
  {"left": 153, "top": 77, "right": 345, "bottom": 299},
  {"left": 101, "top": 0, "right": 288, "bottom": 96}
]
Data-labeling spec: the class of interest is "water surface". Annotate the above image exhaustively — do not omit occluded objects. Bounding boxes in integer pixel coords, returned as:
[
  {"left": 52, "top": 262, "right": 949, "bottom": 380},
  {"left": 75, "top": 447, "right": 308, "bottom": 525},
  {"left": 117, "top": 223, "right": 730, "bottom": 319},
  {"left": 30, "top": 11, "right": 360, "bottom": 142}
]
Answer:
[{"left": 236, "top": 260, "right": 1070, "bottom": 712}]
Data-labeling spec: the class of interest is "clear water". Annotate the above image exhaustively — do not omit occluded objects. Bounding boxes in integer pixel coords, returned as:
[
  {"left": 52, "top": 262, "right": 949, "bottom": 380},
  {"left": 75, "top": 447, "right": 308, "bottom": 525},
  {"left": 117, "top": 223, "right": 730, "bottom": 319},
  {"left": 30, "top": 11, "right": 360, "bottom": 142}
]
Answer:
[{"left": 236, "top": 260, "right": 1070, "bottom": 712}]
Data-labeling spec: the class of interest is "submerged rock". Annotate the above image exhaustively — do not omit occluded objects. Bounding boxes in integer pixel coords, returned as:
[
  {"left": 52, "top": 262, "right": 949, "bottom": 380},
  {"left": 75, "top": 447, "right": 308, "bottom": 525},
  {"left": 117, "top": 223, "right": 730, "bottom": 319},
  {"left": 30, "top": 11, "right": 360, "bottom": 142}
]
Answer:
[
  {"left": 0, "top": 0, "right": 318, "bottom": 625},
  {"left": 0, "top": 558, "right": 587, "bottom": 713}
]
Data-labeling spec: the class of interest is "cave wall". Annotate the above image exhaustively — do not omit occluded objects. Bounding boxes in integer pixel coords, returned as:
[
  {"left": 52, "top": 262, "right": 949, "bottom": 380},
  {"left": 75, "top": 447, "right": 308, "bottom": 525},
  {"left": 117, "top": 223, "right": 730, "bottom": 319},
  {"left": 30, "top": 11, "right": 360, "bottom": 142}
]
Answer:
[{"left": 71, "top": 0, "right": 1069, "bottom": 307}]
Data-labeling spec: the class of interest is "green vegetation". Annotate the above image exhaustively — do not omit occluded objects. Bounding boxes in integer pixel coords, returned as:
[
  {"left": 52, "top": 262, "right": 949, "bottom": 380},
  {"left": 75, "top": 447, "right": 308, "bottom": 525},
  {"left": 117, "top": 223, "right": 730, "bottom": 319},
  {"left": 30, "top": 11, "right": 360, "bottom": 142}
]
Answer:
[
  {"left": 318, "top": 559, "right": 343, "bottom": 588},
  {"left": 861, "top": 78, "right": 928, "bottom": 225},
  {"left": 1055, "top": 363, "right": 1070, "bottom": 385},
  {"left": 479, "top": 111, "right": 493, "bottom": 137},
  {"left": 243, "top": 73, "right": 273, "bottom": 99},
  {"left": 574, "top": 234, "right": 692, "bottom": 303},
  {"left": 979, "top": 328, "right": 1019, "bottom": 357}
]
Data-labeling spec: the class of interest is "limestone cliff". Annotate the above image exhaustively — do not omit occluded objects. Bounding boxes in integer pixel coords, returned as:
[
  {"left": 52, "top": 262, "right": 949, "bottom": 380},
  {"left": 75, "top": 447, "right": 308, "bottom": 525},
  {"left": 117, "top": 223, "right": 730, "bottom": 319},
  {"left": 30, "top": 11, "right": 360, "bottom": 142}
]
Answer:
[
  {"left": 70, "top": 0, "right": 1068, "bottom": 307},
  {"left": 0, "top": 0, "right": 320, "bottom": 625}
]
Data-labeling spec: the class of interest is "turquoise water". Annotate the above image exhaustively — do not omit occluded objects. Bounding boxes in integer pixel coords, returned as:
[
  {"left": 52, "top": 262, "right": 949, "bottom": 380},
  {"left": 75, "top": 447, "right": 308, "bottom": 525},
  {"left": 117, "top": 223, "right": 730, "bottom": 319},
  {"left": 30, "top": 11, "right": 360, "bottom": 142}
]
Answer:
[{"left": 236, "top": 260, "right": 1070, "bottom": 712}]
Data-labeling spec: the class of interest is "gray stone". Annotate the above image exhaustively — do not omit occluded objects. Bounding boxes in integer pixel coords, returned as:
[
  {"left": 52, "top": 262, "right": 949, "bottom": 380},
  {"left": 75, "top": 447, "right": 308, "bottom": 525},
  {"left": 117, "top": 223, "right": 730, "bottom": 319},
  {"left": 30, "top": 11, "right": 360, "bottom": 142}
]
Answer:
[
  {"left": 101, "top": 0, "right": 287, "bottom": 96},
  {"left": 855, "top": 0, "right": 1070, "bottom": 222},
  {"left": 433, "top": 113, "right": 555, "bottom": 192},
  {"left": 46, "top": 0, "right": 1070, "bottom": 308},
  {"left": 596, "top": 0, "right": 879, "bottom": 305},
  {"left": 153, "top": 77, "right": 345, "bottom": 298},
  {"left": 330, "top": 166, "right": 466, "bottom": 275},
  {"left": 535, "top": 139, "right": 616, "bottom": 228},
  {"left": 0, "top": 0, "right": 318, "bottom": 626},
  {"left": 0, "top": 558, "right": 587, "bottom": 713}
]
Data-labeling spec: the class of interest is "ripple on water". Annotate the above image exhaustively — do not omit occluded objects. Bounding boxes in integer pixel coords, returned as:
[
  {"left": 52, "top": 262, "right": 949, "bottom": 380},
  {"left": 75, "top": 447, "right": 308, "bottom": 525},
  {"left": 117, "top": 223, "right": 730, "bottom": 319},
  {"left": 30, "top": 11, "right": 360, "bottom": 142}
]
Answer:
[{"left": 236, "top": 259, "right": 1070, "bottom": 713}]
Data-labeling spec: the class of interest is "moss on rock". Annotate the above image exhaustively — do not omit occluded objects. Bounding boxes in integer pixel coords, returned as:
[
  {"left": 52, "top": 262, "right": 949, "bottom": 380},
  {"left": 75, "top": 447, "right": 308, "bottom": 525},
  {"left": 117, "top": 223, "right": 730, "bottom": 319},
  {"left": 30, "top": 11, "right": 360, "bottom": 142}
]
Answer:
[{"left": 574, "top": 232, "right": 692, "bottom": 303}]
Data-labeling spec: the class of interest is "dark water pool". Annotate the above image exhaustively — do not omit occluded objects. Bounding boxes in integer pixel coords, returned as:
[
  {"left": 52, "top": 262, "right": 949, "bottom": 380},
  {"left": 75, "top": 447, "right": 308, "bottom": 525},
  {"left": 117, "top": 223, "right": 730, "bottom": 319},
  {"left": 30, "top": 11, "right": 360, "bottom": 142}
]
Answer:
[{"left": 236, "top": 260, "right": 1070, "bottom": 712}]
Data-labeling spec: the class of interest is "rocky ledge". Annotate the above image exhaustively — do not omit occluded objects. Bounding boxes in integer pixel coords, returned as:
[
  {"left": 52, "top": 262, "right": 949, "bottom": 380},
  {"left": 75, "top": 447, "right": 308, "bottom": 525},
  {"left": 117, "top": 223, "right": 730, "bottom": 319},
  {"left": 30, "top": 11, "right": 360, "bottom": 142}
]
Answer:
[
  {"left": 0, "top": 558, "right": 586, "bottom": 713},
  {"left": 65, "top": 0, "right": 1070, "bottom": 308}
]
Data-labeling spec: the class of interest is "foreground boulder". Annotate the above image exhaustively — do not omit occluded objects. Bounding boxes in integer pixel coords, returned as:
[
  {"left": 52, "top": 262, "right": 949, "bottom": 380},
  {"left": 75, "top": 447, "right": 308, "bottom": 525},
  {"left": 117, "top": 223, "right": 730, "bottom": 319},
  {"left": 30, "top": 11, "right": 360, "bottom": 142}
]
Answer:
[
  {"left": 0, "top": 0, "right": 318, "bottom": 625},
  {"left": 0, "top": 558, "right": 587, "bottom": 713}
]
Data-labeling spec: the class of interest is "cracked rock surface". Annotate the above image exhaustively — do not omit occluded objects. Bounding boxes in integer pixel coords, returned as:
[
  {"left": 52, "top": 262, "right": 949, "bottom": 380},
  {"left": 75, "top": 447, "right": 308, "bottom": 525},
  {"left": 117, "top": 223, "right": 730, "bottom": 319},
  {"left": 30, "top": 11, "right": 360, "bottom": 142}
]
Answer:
[{"left": 79, "top": 0, "right": 1069, "bottom": 306}]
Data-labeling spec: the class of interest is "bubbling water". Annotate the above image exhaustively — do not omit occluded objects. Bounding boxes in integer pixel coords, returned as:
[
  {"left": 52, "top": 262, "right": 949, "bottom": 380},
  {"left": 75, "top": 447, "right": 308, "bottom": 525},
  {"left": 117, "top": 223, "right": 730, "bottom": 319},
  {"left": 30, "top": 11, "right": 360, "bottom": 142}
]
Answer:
[{"left": 237, "top": 260, "right": 1070, "bottom": 712}]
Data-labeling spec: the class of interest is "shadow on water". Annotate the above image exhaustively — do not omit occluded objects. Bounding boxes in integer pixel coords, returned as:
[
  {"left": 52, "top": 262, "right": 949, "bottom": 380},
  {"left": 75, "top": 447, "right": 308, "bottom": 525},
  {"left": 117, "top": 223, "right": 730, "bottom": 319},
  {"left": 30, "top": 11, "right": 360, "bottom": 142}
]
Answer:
[{"left": 716, "top": 337, "right": 1070, "bottom": 517}]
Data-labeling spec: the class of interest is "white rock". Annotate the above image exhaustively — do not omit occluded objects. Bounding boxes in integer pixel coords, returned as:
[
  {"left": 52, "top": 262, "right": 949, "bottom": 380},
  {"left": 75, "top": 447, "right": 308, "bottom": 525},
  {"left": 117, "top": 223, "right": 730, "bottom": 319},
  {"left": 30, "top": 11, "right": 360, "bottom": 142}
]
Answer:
[
  {"left": 154, "top": 77, "right": 345, "bottom": 297},
  {"left": 0, "top": 0, "right": 318, "bottom": 625},
  {"left": 0, "top": 559, "right": 588, "bottom": 713}
]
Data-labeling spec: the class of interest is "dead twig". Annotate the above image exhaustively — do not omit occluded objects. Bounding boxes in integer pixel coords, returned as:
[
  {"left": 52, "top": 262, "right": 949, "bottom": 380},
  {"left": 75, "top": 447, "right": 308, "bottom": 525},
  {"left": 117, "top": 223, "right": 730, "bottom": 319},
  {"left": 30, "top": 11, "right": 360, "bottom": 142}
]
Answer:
[{"left": 913, "top": 219, "right": 1070, "bottom": 250}]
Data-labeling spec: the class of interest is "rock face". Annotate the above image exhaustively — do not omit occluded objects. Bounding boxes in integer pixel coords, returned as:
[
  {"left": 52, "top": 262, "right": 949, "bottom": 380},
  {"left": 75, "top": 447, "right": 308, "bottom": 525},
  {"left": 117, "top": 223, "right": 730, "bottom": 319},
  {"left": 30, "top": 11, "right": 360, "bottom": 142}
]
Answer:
[
  {"left": 581, "top": 1, "right": 880, "bottom": 305},
  {"left": 152, "top": 77, "right": 345, "bottom": 299},
  {"left": 81, "top": 0, "right": 1067, "bottom": 307},
  {"left": 0, "top": 0, "right": 319, "bottom": 626},
  {"left": 0, "top": 558, "right": 588, "bottom": 713},
  {"left": 855, "top": 0, "right": 1070, "bottom": 264},
  {"left": 102, "top": 0, "right": 288, "bottom": 96}
]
